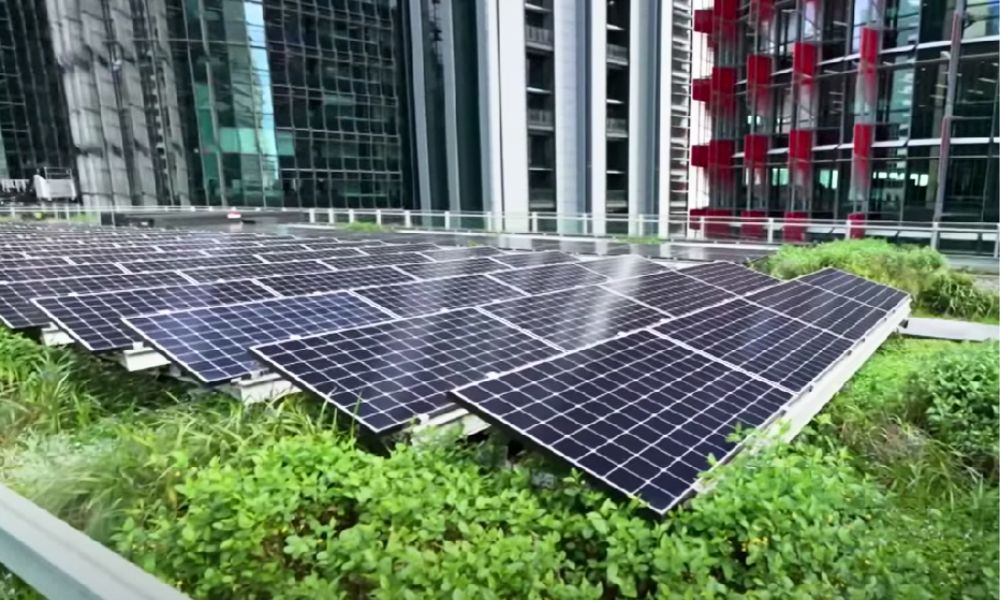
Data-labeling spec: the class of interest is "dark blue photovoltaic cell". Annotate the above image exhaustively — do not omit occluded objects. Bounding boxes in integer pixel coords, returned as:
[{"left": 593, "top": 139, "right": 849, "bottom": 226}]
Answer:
[
  {"left": 0, "top": 262, "right": 127, "bottom": 282},
  {"left": 578, "top": 256, "right": 673, "bottom": 280},
  {"left": 488, "top": 262, "right": 608, "bottom": 294},
  {"left": 480, "top": 286, "right": 664, "bottom": 350},
  {"left": 259, "top": 266, "right": 417, "bottom": 296},
  {"left": 745, "top": 281, "right": 887, "bottom": 340},
  {"left": 0, "top": 272, "right": 193, "bottom": 329},
  {"left": 33, "top": 280, "right": 277, "bottom": 351},
  {"left": 182, "top": 259, "right": 334, "bottom": 283},
  {"left": 396, "top": 257, "right": 510, "bottom": 279},
  {"left": 0, "top": 257, "right": 73, "bottom": 270},
  {"left": 654, "top": 299, "right": 854, "bottom": 392},
  {"left": 680, "top": 262, "right": 779, "bottom": 295},
  {"left": 119, "top": 255, "right": 262, "bottom": 274},
  {"left": 124, "top": 292, "right": 392, "bottom": 383},
  {"left": 798, "top": 268, "right": 908, "bottom": 311},
  {"left": 602, "top": 271, "right": 738, "bottom": 316},
  {"left": 255, "top": 248, "right": 362, "bottom": 263},
  {"left": 420, "top": 247, "right": 504, "bottom": 261},
  {"left": 323, "top": 253, "right": 431, "bottom": 270},
  {"left": 252, "top": 308, "right": 559, "bottom": 434},
  {"left": 353, "top": 275, "right": 524, "bottom": 317},
  {"left": 361, "top": 243, "right": 442, "bottom": 256},
  {"left": 491, "top": 250, "right": 579, "bottom": 268},
  {"left": 451, "top": 330, "right": 793, "bottom": 515}
]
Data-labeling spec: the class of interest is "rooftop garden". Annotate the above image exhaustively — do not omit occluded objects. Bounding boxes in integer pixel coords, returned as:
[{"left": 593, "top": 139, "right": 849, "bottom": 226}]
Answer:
[{"left": 0, "top": 240, "right": 997, "bottom": 598}]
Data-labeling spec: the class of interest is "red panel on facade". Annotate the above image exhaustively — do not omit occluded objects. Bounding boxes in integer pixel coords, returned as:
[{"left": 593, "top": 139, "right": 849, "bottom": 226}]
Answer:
[
  {"left": 788, "top": 129, "right": 812, "bottom": 162},
  {"left": 716, "top": 0, "right": 739, "bottom": 20},
  {"left": 859, "top": 27, "right": 879, "bottom": 68},
  {"left": 705, "top": 208, "right": 734, "bottom": 239},
  {"left": 853, "top": 123, "right": 874, "bottom": 158},
  {"left": 751, "top": 0, "right": 775, "bottom": 22},
  {"left": 711, "top": 67, "right": 737, "bottom": 93},
  {"left": 708, "top": 139, "right": 735, "bottom": 170},
  {"left": 847, "top": 212, "right": 866, "bottom": 239},
  {"left": 743, "top": 134, "right": 769, "bottom": 166},
  {"left": 741, "top": 209, "right": 767, "bottom": 239},
  {"left": 784, "top": 211, "right": 809, "bottom": 242},
  {"left": 792, "top": 42, "right": 817, "bottom": 79},
  {"left": 694, "top": 9, "right": 714, "bottom": 33},
  {"left": 746, "top": 55, "right": 772, "bottom": 89},
  {"left": 689, "top": 207, "right": 706, "bottom": 230},
  {"left": 691, "top": 144, "right": 709, "bottom": 168},
  {"left": 692, "top": 78, "right": 711, "bottom": 102}
]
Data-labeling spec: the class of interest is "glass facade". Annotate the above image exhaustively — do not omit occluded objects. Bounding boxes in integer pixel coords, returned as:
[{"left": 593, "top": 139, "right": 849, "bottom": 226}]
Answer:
[
  {"left": 0, "top": 0, "right": 73, "bottom": 180},
  {"left": 708, "top": 0, "right": 1000, "bottom": 222}
]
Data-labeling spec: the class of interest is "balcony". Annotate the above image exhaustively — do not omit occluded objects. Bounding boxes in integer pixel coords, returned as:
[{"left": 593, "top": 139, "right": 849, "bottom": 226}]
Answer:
[
  {"left": 607, "top": 43, "right": 628, "bottom": 65},
  {"left": 525, "top": 25, "right": 553, "bottom": 50},
  {"left": 607, "top": 117, "right": 628, "bottom": 137},
  {"left": 607, "top": 189, "right": 627, "bottom": 210},
  {"left": 527, "top": 108, "right": 555, "bottom": 130}
]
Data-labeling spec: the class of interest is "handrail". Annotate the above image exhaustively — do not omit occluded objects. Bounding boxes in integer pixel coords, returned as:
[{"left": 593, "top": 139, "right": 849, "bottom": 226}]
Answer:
[{"left": 0, "top": 483, "right": 191, "bottom": 600}]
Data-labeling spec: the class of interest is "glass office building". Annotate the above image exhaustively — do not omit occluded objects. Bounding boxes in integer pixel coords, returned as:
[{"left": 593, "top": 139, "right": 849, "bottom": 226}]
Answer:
[{"left": 690, "top": 0, "right": 999, "bottom": 223}]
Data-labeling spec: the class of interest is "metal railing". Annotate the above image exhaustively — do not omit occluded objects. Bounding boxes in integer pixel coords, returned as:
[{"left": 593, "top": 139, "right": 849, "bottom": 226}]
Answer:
[
  {"left": 0, "top": 483, "right": 190, "bottom": 599},
  {"left": 524, "top": 25, "right": 553, "bottom": 47},
  {"left": 527, "top": 108, "right": 554, "bottom": 128},
  {"left": 3, "top": 204, "right": 998, "bottom": 257},
  {"left": 607, "top": 43, "right": 628, "bottom": 62},
  {"left": 606, "top": 117, "right": 628, "bottom": 135}
]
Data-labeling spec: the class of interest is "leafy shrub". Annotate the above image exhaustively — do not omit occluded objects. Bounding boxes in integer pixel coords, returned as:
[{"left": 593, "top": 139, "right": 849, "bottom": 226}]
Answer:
[
  {"left": 919, "top": 271, "right": 1000, "bottom": 321},
  {"left": 761, "top": 239, "right": 999, "bottom": 321},
  {"left": 905, "top": 342, "right": 999, "bottom": 475}
]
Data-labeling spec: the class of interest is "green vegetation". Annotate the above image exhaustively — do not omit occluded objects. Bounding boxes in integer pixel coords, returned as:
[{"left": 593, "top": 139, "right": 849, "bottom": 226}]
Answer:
[
  {"left": 619, "top": 235, "right": 664, "bottom": 245},
  {"left": 0, "top": 324, "right": 996, "bottom": 598},
  {"left": 761, "top": 239, "right": 1000, "bottom": 322},
  {"left": 337, "top": 221, "right": 391, "bottom": 233}
]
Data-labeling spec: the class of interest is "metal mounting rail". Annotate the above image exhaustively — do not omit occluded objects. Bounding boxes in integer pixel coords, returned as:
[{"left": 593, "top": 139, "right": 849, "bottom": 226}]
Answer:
[{"left": 0, "top": 483, "right": 191, "bottom": 600}]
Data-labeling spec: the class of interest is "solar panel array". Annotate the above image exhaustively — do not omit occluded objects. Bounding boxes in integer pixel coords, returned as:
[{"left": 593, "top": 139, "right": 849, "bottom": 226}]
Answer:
[{"left": 0, "top": 222, "right": 910, "bottom": 516}]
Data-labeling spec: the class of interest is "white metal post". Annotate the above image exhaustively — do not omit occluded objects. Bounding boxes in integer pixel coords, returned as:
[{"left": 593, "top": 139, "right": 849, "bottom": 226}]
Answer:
[
  {"left": 404, "top": 210, "right": 412, "bottom": 228},
  {"left": 845, "top": 218, "right": 852, "bottom": 240},
  {"left": 994, "top": 224, "right": 999, "bottom": 259},
  {"left": 348, "top": 209, "right": 356, "bottom": 224},
  {"left": 485, "top": 212, "right": 493, "bottom": 232},
  {"left": 375, "top": 209, "right": 383, "bottom": 226},
  {"left": 308, "top": 208, "right": 316, "bottom": 224},
  {"left": 530, "top": 212, "right": 538, "bottom": 232},
  {"left": 767, "top": 218, "right": 775, "bottom": 243},
  {"left": 444, "top": 211, "right": 452, "bottom": 230},
  {"left": 930, "top": 221, "right": 939, "bottom": 249},
  {"left": 327, "top": 207, "right": 334, "bottom": 223},
  {"left": 699, "top": 215, "right": 706, "bottom": 240}
]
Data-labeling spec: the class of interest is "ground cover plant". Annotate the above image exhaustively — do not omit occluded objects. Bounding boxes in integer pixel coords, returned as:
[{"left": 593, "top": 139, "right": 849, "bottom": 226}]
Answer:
[
  {"left": 759, "top": 239, "right": 999, "bottom": 322},
  {"left": 0, "top": 322, "right": 996, "bottom": 599}
]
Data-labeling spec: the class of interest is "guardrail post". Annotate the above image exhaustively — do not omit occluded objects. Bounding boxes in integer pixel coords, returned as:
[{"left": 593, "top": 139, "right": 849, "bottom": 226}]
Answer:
[
  {"left": 308, "top": 208, "right": 316, "bottom": 224},
  {"left": 7, "top": 206, "right": 13, "bottom": 219},
  {"left": 930, "top": 221, "right": 939, "bottom": 249},
  {"left": 845, "top": 218, "right": 852, "bottom": 239},
  {"left": 995, "top": 224, "right": 999, "bottom": 259},
  {"left": 189, "top": 205, "right": 196, "bottom": 212},
  {"left": 766, "top": 218, "right": 775, "bottom": 244},
  {"left": 582, "top": 214, "right": 590, "bottom": 236},
  {"left": 348, "top": 209, "right": 356, "bottom": 224},
  {"left": 327, "top": 207, "right": 334, "bottom": 223},
  {"left": 530, "top": 212, "right": 538, "bottom": 233},
  {"left": 444, "top": 210, "right": 452, "bottom": 230},
  {"left": 375, "top": 209, "right": 383, "bottom": 226},
  {"left": 485, "top": 212, "right": 493, "bottom": 232},
  {"left": 404, "top": 210, "right": 412, "bottom": 228}
]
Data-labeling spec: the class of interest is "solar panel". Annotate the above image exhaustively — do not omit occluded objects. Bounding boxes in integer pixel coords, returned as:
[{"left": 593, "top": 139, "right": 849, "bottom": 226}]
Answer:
[
  {"left": 0, "top": 272, "right": 193, "bottom": 329},
  {"left": 450, "top": 330, "right": 793, "bottom": 515},
  {"left": 798, "top": 268, "right": 908, "bottom": 310},
  {"left": 492, "top": 250, "right": 579, "bottom": 268},
  {"left": 395, "top": 257, "right": 510, "bottom": 280},
  {"left": 302, "top": 240, "right": 385, "bottom": 250},
  {"left": 420, "top": 246, "right": 503, "bottom": 261},
  {"left": 362, "top": 243, "right": 442, "bottom": 256},
  {"left": 602, "top": 271, "right": 738, "bottom": 316},
  {"left": 119, "top": 255, "right": 264, "bottom": 274},
  {"left": 0, "top": 257, "right": 73, "bottom": 270},
  {"left": 181, "top": 259, "right": 333, "bottom": 283},
  {"left": 353, "top": 275, "right": 524, "bottom": 317},
  {"left": 256, "top": 248, "right": 362, "bottom": 263},
  {"left": 323, "top": 252, "right": 432, "bottom": 270},
  {"left": 71, "top": 250, "right": 211, "bottom": 264},
  {"left": 33, "top": 280, "right": 277, "bottom": 351},
  {"left": 0, "top": 252, "right": 26, "bottom": 260},
  {"left": 252, "top": 308, "right": 559, "bottom": 434},
  {"left": 123, "top": 292, "right": 392, "bottom": 383},
  {"left": 258, "top": 266, "right": 417, "bottom": 296},
  {"left": 215, "top": 243, "right": 308, "bottom": 254},
  {"left": 489, "top": 262, "right": 608, "bottom": 294},
  {"left": 0, "top": 262, "right": 127, "bottom": 283},
  {"left": 480, "top": 285, "right": 664, "bottom": 350},
  {"left": 680, "top": 262, "right": 779, "bottom": 295},
  {"left": 28, "top": 246, "right": 168, "bottom": 260},
  {"left": 578, "top": 256, "right": 673, "bottom": 280},
  {"left": 744, "top": 281, "right": 888, "bottom": 340},
  {"left": 653, "top": 299, "right": 854, "bottom": 392}
]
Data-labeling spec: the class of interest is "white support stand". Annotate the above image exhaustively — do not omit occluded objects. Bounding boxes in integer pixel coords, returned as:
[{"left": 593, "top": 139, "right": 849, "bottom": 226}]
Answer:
[
  {"left": 308, "top": 208, "right": 316, "bottom": 224},
  {"left": 39, "top": 325, "right": 73, "bottom": 347},
  {"left": 375, "top": 209, "right": 383, "bottom": 226},
  {"left": 930, "top": 221, "right": 939, "bottom": 249},
  {"left": 766, "top": 218, "right": 775, "bottom": 243},
  {"left": 409, "top": 408, "right": 490, "bottom": 443},
  {"left": 444, "top": 211, "right": 452, "bottom": 230},
  {"left": 327, "top": 207, "right": 334, "bottom": 223},
  {"left": 222, "top": 372, "right": 298, "bottom": 404},
  {"left": 404, "top": 210, "right": 412, "bottom": 228},
  {"left": 116, "top": 347, "right": 171, "bottom": 372},
  {"left": 348, "top": 209, "right": 356, "bottom": 224},
  {"left": 530, "top": 212, "right": 539, "bottom": 233}
]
